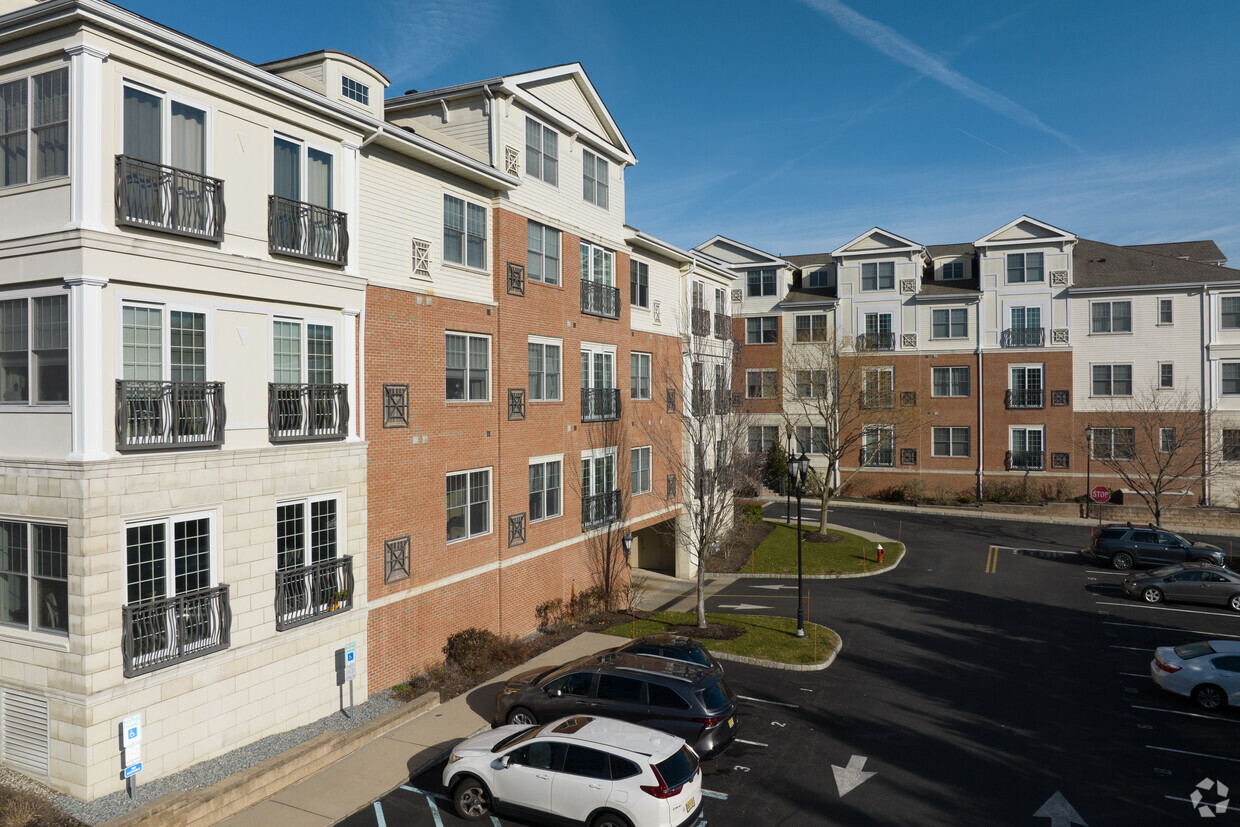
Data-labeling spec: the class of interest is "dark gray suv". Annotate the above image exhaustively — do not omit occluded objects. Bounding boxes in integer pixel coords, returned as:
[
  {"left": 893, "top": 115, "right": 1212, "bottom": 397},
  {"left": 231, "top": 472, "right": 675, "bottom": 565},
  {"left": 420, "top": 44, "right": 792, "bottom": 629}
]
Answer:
[
  {"left": 1088, "top": 524, "right": 1226, "bottom": 571},
  {"left": 494, "top": 651, "right": 739, "bottom": 758}
]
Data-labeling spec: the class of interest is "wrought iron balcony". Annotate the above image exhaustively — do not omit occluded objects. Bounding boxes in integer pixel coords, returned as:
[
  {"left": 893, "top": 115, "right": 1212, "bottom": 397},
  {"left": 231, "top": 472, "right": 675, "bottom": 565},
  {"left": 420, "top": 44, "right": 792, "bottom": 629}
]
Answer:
[
  {"left": 115, "top": 380, "right": 225, "bottom": 452},
  {"left": 714, "top": 312, "right": 731, "bottom": 339},
  {"left": 856, "top": 332, "right": 895, "bottom": 351},
  {"left": 1005, "top": 388, "right": 1045, "bottom": 409},
  {"left": 714, "top": 389, "right": 731, "bottom": 415},
  {"left": 580, "top": 280, "right": 620, "bottom": 319},
  {"left": 1006, "top": 450, "right": 1045, "bottom": 471},
  {"left": 691, "top": 307, "right": 712, "bottom": 337},
  {"left": 268, "top": 195, "right": 349, "bottom": 266},
  {"left": 861, "top": 391, "right": 894, "bottom": 410},
  {"left": 582, "top": 490, "right": 621, "bottom": 529},
  {"left": 691, "top": 388, "right": 711, "bottom": 416},
  {"left": 275, "top": 556, "right": 354, "bottom": 632},
  {"left": 860, "top": 447, "right": 894, "bottom": 467},
  {"left": 115, "top": 155, "right": 225, "bottom": 241},
  {"left": 122, "top": 585, "right": 230, "bottom": 678},
  {"left": 268, "top": 383, "right": 349, "bottom": 443},
  {"left": 581, "top": 387, "right": 621, "bottom": 422},
  {"left": 1002, "top": 327, "right": 1046, "bottom": 348}
]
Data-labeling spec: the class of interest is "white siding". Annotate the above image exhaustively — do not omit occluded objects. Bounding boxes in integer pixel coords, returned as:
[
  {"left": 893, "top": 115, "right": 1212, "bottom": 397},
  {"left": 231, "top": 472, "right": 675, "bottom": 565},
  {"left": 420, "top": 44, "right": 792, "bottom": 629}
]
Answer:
[{"left": 522, "top": 77, "right": 607, "bottom": 135}]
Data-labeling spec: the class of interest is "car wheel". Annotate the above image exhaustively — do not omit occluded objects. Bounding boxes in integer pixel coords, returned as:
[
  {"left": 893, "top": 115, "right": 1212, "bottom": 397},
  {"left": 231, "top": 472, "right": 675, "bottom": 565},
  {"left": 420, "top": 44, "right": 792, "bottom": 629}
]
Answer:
[
  {"left": 1141, "top": 587, "right": 1163, "bottom": 604},
  {"left": 1194, "top": 557, "right": 1216, "bottom": 565},
  {"left": 506, "top": 706, "right": 538, "bottom": 726},
  {"left": 452, "top": 776, "right": 492, "bottom": 820},
  {"left": 1111, "top": 552, "right": 1134, "bottom": 571},
  {"left": 591, "top": 812, "right": 635, "bottom": 827},
  {"left": 1230, "top": 593, "right": 1240, "bottom": 612},
  {"left": 1191, "top": 684, "right": 1227, "bottom": 711}
]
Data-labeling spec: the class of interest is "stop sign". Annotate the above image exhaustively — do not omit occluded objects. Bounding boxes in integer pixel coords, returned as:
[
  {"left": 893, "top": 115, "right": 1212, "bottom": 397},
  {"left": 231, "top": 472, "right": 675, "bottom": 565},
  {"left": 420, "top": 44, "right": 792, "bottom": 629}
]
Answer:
[{"left": 1090, "top": 486, "right": 1111, "bottom": 504}]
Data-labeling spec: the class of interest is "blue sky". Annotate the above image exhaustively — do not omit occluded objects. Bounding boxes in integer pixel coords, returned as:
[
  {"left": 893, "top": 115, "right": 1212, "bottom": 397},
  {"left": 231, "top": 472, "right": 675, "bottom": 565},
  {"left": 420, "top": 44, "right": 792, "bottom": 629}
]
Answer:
[{"left": 123, "top": 0, "right": 1240, "bottom": 259}]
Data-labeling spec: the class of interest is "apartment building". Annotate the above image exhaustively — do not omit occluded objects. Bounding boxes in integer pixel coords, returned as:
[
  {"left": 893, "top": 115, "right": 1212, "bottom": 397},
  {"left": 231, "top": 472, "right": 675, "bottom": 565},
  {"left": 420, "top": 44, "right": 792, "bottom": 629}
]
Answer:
[{"left": 698, "top": 217, "right": 1240, "bottom": 504}]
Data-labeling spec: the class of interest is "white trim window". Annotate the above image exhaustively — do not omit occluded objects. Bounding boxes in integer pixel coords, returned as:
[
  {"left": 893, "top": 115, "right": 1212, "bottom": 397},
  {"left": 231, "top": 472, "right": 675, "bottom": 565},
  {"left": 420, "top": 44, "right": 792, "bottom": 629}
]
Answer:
[
  {"left": 1092, "top": 364, "right": 1132, "bottom": 397},
  {"left": 941, "top": 261, "right": 965, "bottom": 280},
  {"left": 932, "top": 426, "right": 970, "bottom": 457},
  {"left": 795, "top": 425, "right": 829, "bottom": 454},
  {"left": 447, "top": 332, "right": 490, "bottom": 401},
  {"left": 631, "top": 446, "right": 652, "bottom": 495},
  {"left": 0, "top": 519, "right": 68, "bottom": 635},
  {"left": 1159, "top": 362, "right": 1174, "bottom": 389},
  {"left": 1091, "top": 301, "right": 1132, "bottom": 334},
  {"left": 863, "top": 425, "right": 894, "bottom": 466},
  {"left": 932, "top": 308, "right": 968, "bottom": 339},
  {"left": 582, "top": 149, "right": 608, "bottom": 208},
  {"left": 630, "top": 351, "right": 651, "bottom": 400},
  {"left": 276, "top": 494, "right": 340, "bottom": 574},
  {"left": 447, "top": 468, "right": 491, "bottom": 542},
  {"left": 1006, "top": 252, "right": 1044, "bottom": 284},
  {"left": 529, "top": 457, "right": 562, "bottom": 522},
  {"left": 525, "top": 117, "right": 558, "bottom": 186},
  {"left": 528, "top": 338, "right": 562, "bottom": 402},
  {"left": 1222, "top": 297, "right": 1240, "bottom": 330},
  {"left": 1010, "top": 427, "right": 1045, "bottom": 468},
  {"left": 0, "top": 293, "right": 68, "bottom": 405},
  {"left": 862, "top": 367, "right": 893, "bottom": 408},
  {"left": 795, "top": 370, "right": 828, "bottom": 399},
  {"left": 795, "top": 314, "right": 828, "bottom": 343},
  {"left": 630, "top": 259, "right": 649, "bottom": 309},
  {"left": 1160, "top": 427, "right": 1177, "bottom": 453},
  {"left": 748, "top": 425, "right": 779, "bottom": 454},
  {"left": 0, "top": 66, "right": 68, "bottom": 188},
  {"left": 746, "top": 317, "right": 778, "bottom": 344},
  {"left": 272, "top": 317, "right": 333, "bottom": 386},
  {"left": 1222, "top": 362, "right": 1240, "bottom": 395},
  {"left": 341, "top": 76, "right": 369, "bottom": 105},
  {"left": 125, "top": 511, "right": 215, "bottom": 606},
  {"left": 807, "top": 268, "right": 833, "bottom": 288},
  {"left": 582, "top": 449, "right": 618, "bottom": 526},
  {"left": 1092, "top": 427, "right": 1135, "bottom": 460},
  {"left": 746, "top": 269, "right": 777, "bottom": 297},
  {"left": 1158, "top": 298, "right": 1173, "bottom": 325},
  {"left": 527, "top": 221, "right": 560, "bottom": 285},
  {"left": 861, "top": 262, "right": 895, "bottom": 291},
  {"left": 273, "top": 133, "right": 333, "bottom": 207},
  {"left": 746, "top": 369, "right": 778, "bottom": 399},
  {"left": 580, "top": 243, "right": 615, "bottom": 286},
  {"left": 931, "top": 366, "right": 969, "bottom": 398},
  {"left": 1226, "top": 430, "right": 1240, "bottom": 462},
  {"left": 443, "top": 194, "right": 487, "bottom": 270},
  {"left": 124, "top": 303, "right": 209, "bottom": 383}
]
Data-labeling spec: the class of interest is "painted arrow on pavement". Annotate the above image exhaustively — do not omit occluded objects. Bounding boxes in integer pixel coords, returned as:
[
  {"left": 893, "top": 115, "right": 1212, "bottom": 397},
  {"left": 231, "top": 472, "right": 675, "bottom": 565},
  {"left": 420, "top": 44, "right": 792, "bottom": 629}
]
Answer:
[
  {"left": 752, "top": 585, "right": 797, "bottom": 590},
  {"left": 1034, "top": 792, "right": 1087, "bottom": 826},
  {"left": 716, "top": 603, "right": 773, "bottom": 611},
  {"left": 831, "top": 755, "right": 875, "bottom": 797}
]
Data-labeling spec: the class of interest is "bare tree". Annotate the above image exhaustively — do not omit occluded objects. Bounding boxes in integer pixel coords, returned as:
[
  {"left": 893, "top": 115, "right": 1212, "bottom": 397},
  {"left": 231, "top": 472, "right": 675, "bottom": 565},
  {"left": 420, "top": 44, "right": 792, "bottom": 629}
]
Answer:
[
  {"left": 1081, "top": 385, "right": 1226, "bottom": 525},
  {"left": 780, "top": 327, "right": 923, "bottom": 530},
  {"left": 571, "top": 411, "right": 633, "bottom": 612}
]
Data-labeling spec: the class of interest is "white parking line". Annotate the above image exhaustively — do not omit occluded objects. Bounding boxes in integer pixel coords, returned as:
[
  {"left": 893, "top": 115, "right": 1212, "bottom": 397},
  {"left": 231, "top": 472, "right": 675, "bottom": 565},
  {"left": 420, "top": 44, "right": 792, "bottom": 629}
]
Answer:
[
  {"left": 1148, "top": 745, "right": 1240, "bottom": 764},
  {"left": 1165, "top": 795, "right": 1239, "bottom": 814},
  {"left": 1105, "top": 621, "right": 1240, "bottom": 639},
  {"left": 1132, "top": 704, "right": 1240, "bottom": 722},
  {"left": 737, "top": 695, "right": 799, "bottom": 708},
  {"left": 703, "top": 789, "right": 729, "bottom": 800},
  {"left": 1110, "top": 645, "right": 1152, "bottom": 651},
  {"left": 1096, "top": 600, "right": 1240, "bottom": 620},
  {"left": 735, "top": 738, "right": 768, "bottom": 747},
  {"left": 1119, "top": 672, "right": 1147, "bottom": 678},
  {"left": 1087, "top": 569, "right": 1127, "bottom": 575}
]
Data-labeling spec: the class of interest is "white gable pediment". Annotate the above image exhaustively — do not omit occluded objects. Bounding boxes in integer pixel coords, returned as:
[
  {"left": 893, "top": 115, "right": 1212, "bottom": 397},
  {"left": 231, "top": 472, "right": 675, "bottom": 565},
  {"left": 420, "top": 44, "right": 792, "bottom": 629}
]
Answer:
[
  {"left": 507, "top": 64, "right": 634, "bottom": 164},
  {"left": 694, "top": 236, "right": 783, "bottom": 267},
  {"left": 522, "top": 76, "right": 606, "bottom": 135},
  {"left": 976, "top": 216, "right": 1076, "bottom": 247},
  {"left": 831, "top": 227, "right": 922, "bottom": 258}
]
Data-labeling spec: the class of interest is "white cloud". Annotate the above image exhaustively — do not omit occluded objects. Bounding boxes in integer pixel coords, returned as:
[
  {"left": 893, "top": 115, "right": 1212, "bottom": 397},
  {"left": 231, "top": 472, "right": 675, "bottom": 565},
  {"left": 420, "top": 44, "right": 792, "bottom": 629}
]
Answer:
[{"left": 378, "top": 0, "right": 502, "bottom": 86}]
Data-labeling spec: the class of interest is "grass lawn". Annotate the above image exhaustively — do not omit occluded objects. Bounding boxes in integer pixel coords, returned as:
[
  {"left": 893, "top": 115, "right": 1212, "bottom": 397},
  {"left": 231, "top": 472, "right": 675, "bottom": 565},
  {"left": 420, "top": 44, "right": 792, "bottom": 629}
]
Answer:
[
  {"left": 745, "top": 522, "right": 904, "bottom": 575},
  {"left": 604, "top": 611, "right": 838, "bottom": 666}
]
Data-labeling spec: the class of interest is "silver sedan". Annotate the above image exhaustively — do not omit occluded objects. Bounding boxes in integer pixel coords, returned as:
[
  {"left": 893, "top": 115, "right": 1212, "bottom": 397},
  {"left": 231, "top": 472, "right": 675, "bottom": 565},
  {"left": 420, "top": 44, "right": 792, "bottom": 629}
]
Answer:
[
  {"left": 1151, "top": 640, "right": 1240, "bottom": 710},
  {"left": 1122, "top": 563, "right": 1240, "bottom": 611}
]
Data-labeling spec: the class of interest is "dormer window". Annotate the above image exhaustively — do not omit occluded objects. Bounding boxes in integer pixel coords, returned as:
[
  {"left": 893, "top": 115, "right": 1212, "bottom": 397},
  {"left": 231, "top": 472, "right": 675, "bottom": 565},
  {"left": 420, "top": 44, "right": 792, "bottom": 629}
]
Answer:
[
  {"left": 861, "top": 262, "right": 894, "bottom": 291},
  {"left": 942, "top": 262, "right": 965, "bottom": 280},
  {"left": 341, "top": 76, "right": 369, "bottom": 106},
  {"left": 807, "top": 269, "right": 833, "bottom": 288}
]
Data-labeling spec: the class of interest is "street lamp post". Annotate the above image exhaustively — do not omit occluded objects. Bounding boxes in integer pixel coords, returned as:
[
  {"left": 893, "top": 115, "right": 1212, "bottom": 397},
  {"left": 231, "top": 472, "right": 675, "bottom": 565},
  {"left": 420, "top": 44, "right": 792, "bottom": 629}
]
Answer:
[
  {"left": 785, "top": 432, "right": 793, "bottom": 525},
  {"left": 789, "top": 451, "right": 810, "bottom": 638}
]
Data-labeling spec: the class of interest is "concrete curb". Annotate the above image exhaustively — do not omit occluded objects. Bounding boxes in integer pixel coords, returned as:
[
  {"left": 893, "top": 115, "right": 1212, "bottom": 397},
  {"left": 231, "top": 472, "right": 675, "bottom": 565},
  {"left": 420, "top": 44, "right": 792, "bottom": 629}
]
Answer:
[
  {"left": 710, "top": 626, "right": 843, "bottom": 672},
  {"left": 101, "top": 691, "right": 440, "bottom": 827},
  {"left": 711, "top": 546, "right": 905, "bottom": 581}
]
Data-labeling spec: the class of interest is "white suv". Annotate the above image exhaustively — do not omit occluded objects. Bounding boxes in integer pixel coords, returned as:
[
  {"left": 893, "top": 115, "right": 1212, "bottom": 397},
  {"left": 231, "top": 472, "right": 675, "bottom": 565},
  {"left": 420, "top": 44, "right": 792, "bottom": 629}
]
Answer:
[{"left": 443, "top": 714, "right": 704, "bottom": 827}]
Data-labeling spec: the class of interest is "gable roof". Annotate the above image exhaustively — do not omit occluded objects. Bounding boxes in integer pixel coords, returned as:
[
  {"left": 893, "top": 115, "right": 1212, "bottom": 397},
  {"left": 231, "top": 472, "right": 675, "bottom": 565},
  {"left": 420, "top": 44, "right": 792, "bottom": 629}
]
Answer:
[
  {"left": 975, "top": 215, "right": 1076, "bottom": 248},
  {"left": 1072, "top": 239, "right": 1240, "bottom": 290},
  {"left": 830, "top": 227, "right": 923, "bottom": 258},
  {"left": 1124, "top": 241, "right": 1226, "bottom": 266},
  {"left": 692, "top": 235, "right": 789, "bottom": 269},
  {"left": 783, "top": 253, "right": 835, "bottom": 268},
  {"left": 926, "top": 243, "right": 976, "bottom": 258}
]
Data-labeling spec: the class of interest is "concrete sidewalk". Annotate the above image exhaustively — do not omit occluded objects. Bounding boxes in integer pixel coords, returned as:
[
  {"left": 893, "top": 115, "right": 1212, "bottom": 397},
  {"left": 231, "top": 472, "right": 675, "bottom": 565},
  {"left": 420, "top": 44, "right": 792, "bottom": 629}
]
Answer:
[{"left": 216, "top": 631, "right": 624, "bottom": 827}]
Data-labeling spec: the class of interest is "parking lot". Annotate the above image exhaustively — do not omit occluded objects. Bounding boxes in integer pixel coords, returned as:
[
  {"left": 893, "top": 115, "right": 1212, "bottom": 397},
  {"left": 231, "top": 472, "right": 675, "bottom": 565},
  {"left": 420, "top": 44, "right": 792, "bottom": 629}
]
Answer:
[{"left": 339, "top": 507, "right": 1240, "bottom": 825}]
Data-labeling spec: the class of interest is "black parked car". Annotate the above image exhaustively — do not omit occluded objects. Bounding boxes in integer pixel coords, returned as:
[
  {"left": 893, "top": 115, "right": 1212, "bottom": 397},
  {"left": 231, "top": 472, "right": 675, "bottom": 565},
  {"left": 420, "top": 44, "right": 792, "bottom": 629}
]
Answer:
[
  {"left": 1087, "top": 524, "right": 1226, "bottom": 571},
  {"left": 610, "top": 634, "right": 724, "bottom": 673},
  {"left": 495, "top": 651, "right": 739, "bottom": 758}
]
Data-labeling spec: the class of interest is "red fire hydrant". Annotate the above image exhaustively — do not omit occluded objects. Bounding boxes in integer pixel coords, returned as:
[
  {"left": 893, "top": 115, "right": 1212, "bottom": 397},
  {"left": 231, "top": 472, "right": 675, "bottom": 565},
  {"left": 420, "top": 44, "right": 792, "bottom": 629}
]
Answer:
[{"left": 876, "top": 544, "right": 885, "bottom": 564}]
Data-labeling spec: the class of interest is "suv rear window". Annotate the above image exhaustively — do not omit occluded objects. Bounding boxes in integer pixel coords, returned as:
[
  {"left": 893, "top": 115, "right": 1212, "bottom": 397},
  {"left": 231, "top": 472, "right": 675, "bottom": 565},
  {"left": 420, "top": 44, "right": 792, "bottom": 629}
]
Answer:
[
  {"left": 697, "top": 678, "right": 733, "bottom": 711},
  {"left": 655, "top": 745, "right": 698, "bottom": 789},
  {"left": 1099, "top": 529, "right": 1126, "bottom": 540}
]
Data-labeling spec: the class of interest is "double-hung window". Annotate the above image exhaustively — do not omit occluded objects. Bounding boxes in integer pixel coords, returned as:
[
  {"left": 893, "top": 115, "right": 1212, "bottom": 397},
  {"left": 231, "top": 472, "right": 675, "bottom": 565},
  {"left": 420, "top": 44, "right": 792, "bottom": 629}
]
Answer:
[
  {"left": 528, "top": 338, "right": 561, "bottom": 402},
  {"left": 746, "top": 317, "right": 777, "bottom": 344},
  {"left": 1222, "top": 297, "right": 1240, "bottom": 329},
  {"left": 0, "top": 294, "right": 68, "bottom": 404},
  {"left": 861, "top": 262, "right": 895, "bottom": 291},
  {"left": 1222, "top": 363, "right": 1240, "bottom": 395},
  {"left": 931, "top": 366, "right": 969, "bottom": 397},
  {"left": 447, "top": 468, "right": 491, "bottom": 542},
  {"left": 795, "top": 425, "right": 829, "bottom": 454},
  {"left": 746, "top": 269, "right": 777, "bottom": 297},
  {"left": 0, "top": 67, "right": 68, "bottom": 188},
  {"left": 863, "top": 426, "right": 894, "bottom": 466},
  {"left": 1091, "top": 301, "right": 1131, "bottom": 333},
  {"left": 630, "top": 352, "right": 651, "bottom": 400},
  {"left": 1091, "top": 428, "right": 1135, "bottom": 460},
  {"left": 582, "top": 149, "right": 608, "bottom": 208},
  {"left": 443, "top": 194, "right": 487, "bottom": 270},
  {"left": 932, "top": 308, "right": 968, "bottom": 339},
  {"left": 525, "top": 117, "right": 559, "bottom": 186},
  {"left": 631, "top": 446, "right": 652, "bottom": 495},
  {"left": 863, "top": 367, "right": 893, "bottom": 408},
  {"left": 1092, "top": 364, "right": 1132, "bottom": 397},
  {"left": 1159, "top": 363, "right": 1174, "bottom": 389},
  {"left": 1226, "top": 430, "right": 1240, "bottom": 462},
  {"left": 1158, "top": 298, "right": 1173, "bottom": 325},
  {"left": 630, "top": 259, "right": 649, "bottom": 308},
  {"left": 795, "top": 314, "right": 828, "bottom": 343},
  {"left": 529, "top": 458, "right": 562, "bottom": 522},
  {"left": 746, "top": 369, "right": 777, "bottom": 399},
  {"left": 446, "top": 332, "right": 489, "bottom": 401},
  {"left": 1006, "top": 252, "right": 1044, "bottom": 283},
  {"left": 0, "top": 519, "right": 68, "bottom": 635},
  {"left": 932, "top": 427, "right": 970, "bottom": 457},
  {"left": 795, "top": 370, "right": 828, "bottom": 399},
  {"left": 1160, "top": 427, "right": 1177, "bottom": 453},
  {"left": 527, "top": 221, "right": 560, "bottom": 285},
  {"left": 748, "top": 425, "right": 779, "bottom": 454}
]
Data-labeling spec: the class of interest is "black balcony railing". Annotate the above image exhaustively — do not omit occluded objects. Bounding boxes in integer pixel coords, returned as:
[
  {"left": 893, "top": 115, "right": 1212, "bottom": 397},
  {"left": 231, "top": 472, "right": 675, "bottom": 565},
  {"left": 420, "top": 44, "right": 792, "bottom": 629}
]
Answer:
[
  {"left": 582, "top": 490, "right": 621, "bottom": 529},
  {"left": 122, "top": 585, "right": 230, "bottom": 678},
  {"left": 268, "top": 195, "right": 349, "bottom": 266},
  {"left": 580, "top": 280, "right": 620, "bottom": 319},
  {"left": 861, "top": 447, "right": 895, "bottom": 467},
  {"left": 714, "top": 312, "right": 731, "bottom": 339},
  {"left": 1006, "top": 450, "right": 1045, "bottom": 471},
  {"left": 691, "top": 307, "right": 711, "bottom": 337},
  {"left": 581, "top": 387, "right": 621, "bottom": 422},
  {"left": 1005, "top": 388, "right": 1045, "bottom": 409},
  {"left": 714, "top": 389, "right": 731, "bottom": 415},
  {"left": 691, "top": 388, "right": 710, "bottom": 416},
  {"left": 268, "top": 383, "right": 349, "bottom": 443},
  {"left": 1002, "top": 327, "right": 1045, "bottom": 348},
  {"left": 275, "top": 556, "right": 354, "bottom": 632},
  {"left": 115, "top": 155, "right": 225, "bottom": 241},
  {"left": 861, "top": 391, "right": 894, "bottom": 410},
  {"left": 115, "top": 380, "right": 225, "bottom": 451},
  {"left": 856, "top": 332, "right": 895, "bottom": 351}
]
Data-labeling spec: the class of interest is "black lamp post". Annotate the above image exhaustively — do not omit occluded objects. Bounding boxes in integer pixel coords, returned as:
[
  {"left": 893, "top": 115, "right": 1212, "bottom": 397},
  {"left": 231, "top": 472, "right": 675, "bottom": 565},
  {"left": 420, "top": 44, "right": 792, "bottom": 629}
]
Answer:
[
  {"left": 621, "top": 531, "right": 634, "bottom": 566},
  {"left": 785, "top": 431, "right": 793, "bottom": 525},
  {"left": 789, "top": 450, "right": 810, "bottom": 638}
]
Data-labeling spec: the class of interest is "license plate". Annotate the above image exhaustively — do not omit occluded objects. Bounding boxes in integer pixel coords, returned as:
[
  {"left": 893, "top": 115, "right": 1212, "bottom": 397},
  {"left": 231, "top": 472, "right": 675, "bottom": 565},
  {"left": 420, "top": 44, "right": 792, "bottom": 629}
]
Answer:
[{"left": 686, "top": 797, "right": 695, "bottom": 811}]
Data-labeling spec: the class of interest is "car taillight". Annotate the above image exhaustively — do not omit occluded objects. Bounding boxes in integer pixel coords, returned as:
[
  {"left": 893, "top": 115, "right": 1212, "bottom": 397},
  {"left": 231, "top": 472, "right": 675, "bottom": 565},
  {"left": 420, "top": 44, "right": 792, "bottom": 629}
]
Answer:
[
  {"left": 693, "top": 716, "right": 724, "bottom": 727},
  {"left": 640, "top": 781, "right": 685, "bottom": 798},
  {"left": 1156, "top": 661, "right": 1182, "bottom": 673}
]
